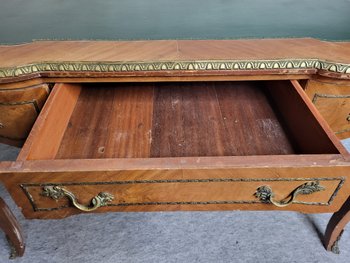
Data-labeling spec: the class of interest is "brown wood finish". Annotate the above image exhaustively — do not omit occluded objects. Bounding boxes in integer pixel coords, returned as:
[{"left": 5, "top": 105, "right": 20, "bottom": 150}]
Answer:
[
  {"left": 0, "top": 197, "right": 25, "bottom": 258},
  {"left": 0, "top": 103, "right": 38, "bottom": 140},
  {"left": 0, "top": 84, "right": 49, "bottom": 109},
  {"left": 24, "top": 80, "right": 341, "bottom": 160},
  {"left": 2, "top": 154, "right": 345, "bottom": 171},
  {"left": 0, "top": 157, "right": 349, "bottom": 219},
  {"left": 0, "top": 78, "right": 46, "bottom": 89},
  {"left": 17, "top": 83, "right": 81, "bottom": 161},
  {"left": 305, "top": 78, "right": 350, "bottom": 139},
  {"left": 39, "top": 74, "right": 312, "bottom": 83},
  {"left": 289, "top": 80, "right": 348, "bottom": 157},
  {"left": 0, "top": 84, "right": 50, "bottom": 145},
  {"left": 0, "top": 136, "right": 24, "bottom": 147},
  {"left": 56, "top": 84, "right": 154, "bottom": 159},
  {"left": 0, "top": 39, "right": 350, "bottom": 254},
  {"left": 34, "top": 70, "right": 316, "bottom": 82},
  {"left": 151, "top": 82, "right": 294, "bottom": 157},
  {"left": 0, "top": 39, "right": 349, "bottom": 67},
  {"left": 22, "top": 176, "right": 341, "bottom": 212},
  {"left": 292, "top": 80, "right": 349, "bottom": 155},
  {"left": 1, "top": 79, "right": 349, "bottom": 220},
  {"left": 0, "top": 39, "right": 349, "bottom": 83},
  {"left": 265, "top": 80, "right": 346, "bottom": 155}
]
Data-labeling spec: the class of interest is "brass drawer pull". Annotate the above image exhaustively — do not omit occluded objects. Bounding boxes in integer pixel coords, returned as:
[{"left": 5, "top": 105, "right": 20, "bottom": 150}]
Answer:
[
  {"left": 255, "top": 181, "right": 325, "bottom": 207},
  {"left": 42, "top": 186, "right": 114, "bottom": 212},
  {"left": 347, "top": 114, "right": 350, "bottom": 122}
]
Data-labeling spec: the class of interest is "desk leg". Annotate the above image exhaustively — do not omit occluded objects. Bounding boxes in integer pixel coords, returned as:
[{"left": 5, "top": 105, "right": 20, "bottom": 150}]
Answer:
[
  {"left": 324, "top": 196, "right": 350, "bottom": 254},
  {"left": 0, "top": 198, "right": 25, "bottom": 258}
]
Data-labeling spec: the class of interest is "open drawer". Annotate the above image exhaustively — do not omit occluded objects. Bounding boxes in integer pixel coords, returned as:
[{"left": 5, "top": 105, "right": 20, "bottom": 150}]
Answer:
[{"left": 1, "top": 80, "right": 350, "bottom": 219}]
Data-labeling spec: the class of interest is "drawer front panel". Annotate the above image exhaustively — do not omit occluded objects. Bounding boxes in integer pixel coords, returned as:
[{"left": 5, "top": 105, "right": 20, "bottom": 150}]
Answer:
[
  {"left": 21, "top": 176, "right": 344, "bottom": 214},
  {"left": 2, "top": 161, "right": 349, "bottom": 219},
  {"left": 0, "top": 84, "right": 50, "bottom": 109},
  {"left": 306, "top": 79, "right": 350, "bottom": 139},
  {"left": 0, "top": 102, "right": 38, "bottom": 139},
  {"left": 0, "top": 84, "right": 50, "bottom": 144},
  {"left": 312, "top": 95, "right": 350, "bottom": 138}
]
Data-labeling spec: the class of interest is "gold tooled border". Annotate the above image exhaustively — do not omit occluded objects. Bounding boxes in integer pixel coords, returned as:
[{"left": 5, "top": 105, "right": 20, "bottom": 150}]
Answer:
[
  {"left": 1, "top": 59, "right": 350, "bottom": 79},
  {"left": 21, "top": 177, "right": 345, "bottom": 212}
]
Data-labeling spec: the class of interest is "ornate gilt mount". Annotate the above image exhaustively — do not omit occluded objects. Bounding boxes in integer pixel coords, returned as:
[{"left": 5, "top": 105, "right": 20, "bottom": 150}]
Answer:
[
  {"left": 41, "top": 186, "right": 114, "bottom": 212},
  {"left": 255, "top": 181, "right": 325, "bottom": 207},
  {"left": 1, "top": 59, "right": 350, "bottom": 79},
  {"left": 330, "top": 229, "right": 344, "bottom": 254}
]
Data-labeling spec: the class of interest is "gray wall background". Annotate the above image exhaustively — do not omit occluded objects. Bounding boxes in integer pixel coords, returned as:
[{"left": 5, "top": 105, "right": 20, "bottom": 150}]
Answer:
[{"left": 1, "top": 0, "right": 350, "bottom": 44}]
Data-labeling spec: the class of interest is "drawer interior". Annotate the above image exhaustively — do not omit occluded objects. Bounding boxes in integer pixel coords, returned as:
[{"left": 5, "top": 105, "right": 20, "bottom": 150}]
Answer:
[
  {"left": 57, "top": 81, "right": 296, "bottom": 158},
  {"left": 20, "top": 80, "right": 344, "bottom": 160}
]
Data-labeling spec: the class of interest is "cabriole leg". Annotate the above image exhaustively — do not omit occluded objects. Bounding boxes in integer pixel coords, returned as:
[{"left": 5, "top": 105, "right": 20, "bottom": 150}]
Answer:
[
  {"left": 324, "top": 196, "right": 350, "bottom": 253},
  {"left": 0, "top": 198, "right": 25, "bottom": 258}
]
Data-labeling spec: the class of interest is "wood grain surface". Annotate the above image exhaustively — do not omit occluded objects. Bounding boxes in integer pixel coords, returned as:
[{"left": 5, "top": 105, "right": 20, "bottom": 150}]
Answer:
[
  {"left": 0, "top": 39, "right": 350, "bottom": 83},
  {"left": 0, "top": 197, "right": 25, "bottom": 257},
  {"left": 306, "top": 78, "right": 350, "bottom": 139},
  {"left": 150, "top": 82, "right": 294, "bottom": 157},
  {"left": 0, "top": 39, "right": 349, "bottom": 221},
  {"left": 18, "top": 84, "right": 81, "bottom": 161},
  {"left": 0, "top": 103, "right": 38, "bottom": 140},
  {"left": 0, "top": 157, "right": 349, "bottom": 219},
  {"left": 1, "top": 79, "right": 347, "bottom": 219},
  {"left": 0, "top": 84, "right": 49, "bottom": 108},
  {"left": 0, "top": 84, "right": 50, "bottom": 145},
  {"left": 27, "top": 80, "right": 340, "bottom": 160},
  {"left": 266, "top": 81, "right": 345, "bottom": 155},
  {"left": 56, "top": 84, "right": 154, "bottom": 159},
  {"left": 1, "top": 39, "right": 350, "bottom": 66}
]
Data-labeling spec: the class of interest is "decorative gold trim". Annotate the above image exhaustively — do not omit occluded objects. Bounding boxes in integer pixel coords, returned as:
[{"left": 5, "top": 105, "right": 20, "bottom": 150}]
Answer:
[
  {"left": 20, "top": 177, "right": 345, "bottom": 212},
  {"left": 41, "top": 186, "right": 114, "bottom": 212},
  {"left": 6, "top": 236, "right": 17, "bottom": 260},
  {"left": 331, "top": 229, "right": 344, "bottom": 254},
  {"left": 335, "top": 128, "right": 350, "bottom": 135},
  {"left": 255, "top": 181, "right": 325, "bottom": 207},
  {"left": 0, "top": 99, "right": 40, "bottom": 113},
  {"left": 1, "top": 59, "right": 350, "bottom": 79},
  {"left": 312, "top": 93, "right": 350, "bottom": 104}
]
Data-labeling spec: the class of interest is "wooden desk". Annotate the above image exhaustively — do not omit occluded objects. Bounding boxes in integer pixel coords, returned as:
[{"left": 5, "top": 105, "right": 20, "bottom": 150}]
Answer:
[{"left": 0, "top": 38, "right": 350, "bottom": 256}]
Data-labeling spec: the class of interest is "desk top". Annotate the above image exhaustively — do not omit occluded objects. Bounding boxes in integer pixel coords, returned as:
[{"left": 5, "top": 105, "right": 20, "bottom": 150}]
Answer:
[{"left": 1, "top": 38, "right": 350, "bottom": 82}]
